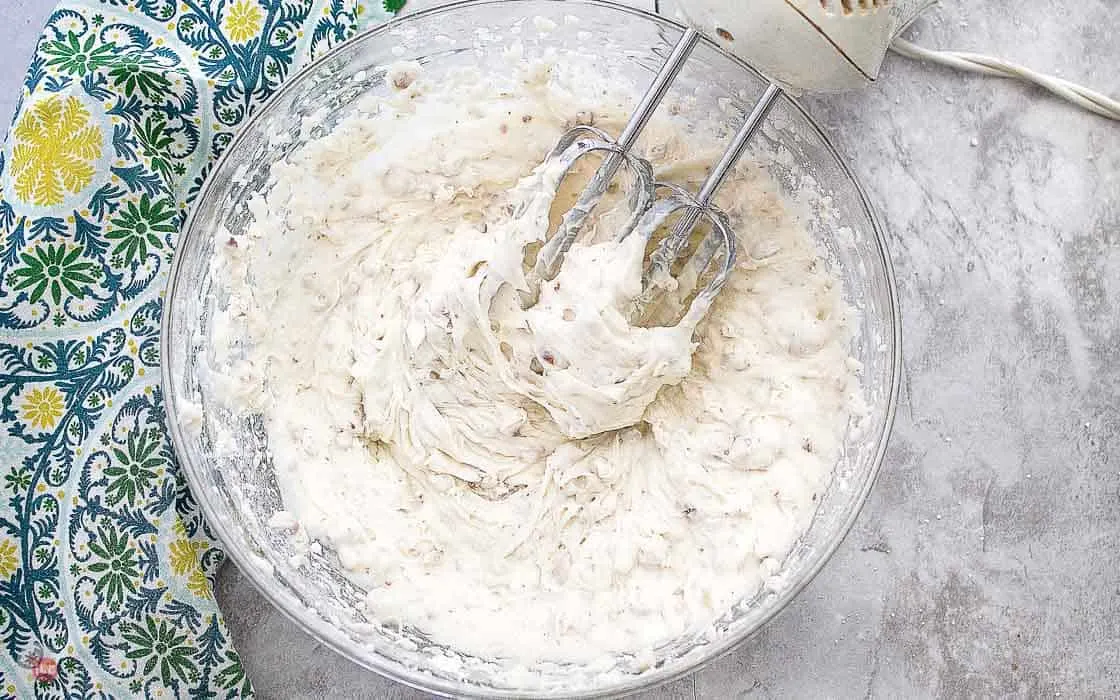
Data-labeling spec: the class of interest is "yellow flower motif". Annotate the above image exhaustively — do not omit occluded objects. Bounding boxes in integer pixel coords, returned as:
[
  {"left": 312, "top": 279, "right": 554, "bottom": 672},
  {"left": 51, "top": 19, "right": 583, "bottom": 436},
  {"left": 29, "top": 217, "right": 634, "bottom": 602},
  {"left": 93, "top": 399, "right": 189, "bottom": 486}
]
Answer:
[
  {"left": 168, "top": 537, "right": 202, "bottom": 575},
  {"left": 21, "top": 387, "right": 65, "bottom": 430},
  {"left": 224, "top": 0, "right": 263, "bottom": 44},
  {"left": 11, "top": 95, "right": 101, "bottom": 206},
  {"left": 169, "top": 537, "right": 212, "bottom": 599},
  {"left": 187, "top": 570, "right": 210, "bottom": 598},
  {"left": 0, "top": 539, "right": 18, "bottom": 579}
]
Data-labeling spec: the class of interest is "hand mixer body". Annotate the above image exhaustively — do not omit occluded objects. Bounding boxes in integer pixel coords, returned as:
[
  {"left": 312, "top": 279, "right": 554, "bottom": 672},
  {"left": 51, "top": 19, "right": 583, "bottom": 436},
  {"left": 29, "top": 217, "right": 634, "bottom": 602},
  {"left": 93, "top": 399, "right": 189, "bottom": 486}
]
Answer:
[{"left": 673, "top": 0, "right": 936, "bottom": 91}]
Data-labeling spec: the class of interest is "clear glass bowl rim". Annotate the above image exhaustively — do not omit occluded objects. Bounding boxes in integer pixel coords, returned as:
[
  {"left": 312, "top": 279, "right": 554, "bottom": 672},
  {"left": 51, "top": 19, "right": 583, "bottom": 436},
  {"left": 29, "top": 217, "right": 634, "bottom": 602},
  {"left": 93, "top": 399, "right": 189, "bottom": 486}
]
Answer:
[{"left": 160, "top": 1, "right": 903, "bottom": 697}]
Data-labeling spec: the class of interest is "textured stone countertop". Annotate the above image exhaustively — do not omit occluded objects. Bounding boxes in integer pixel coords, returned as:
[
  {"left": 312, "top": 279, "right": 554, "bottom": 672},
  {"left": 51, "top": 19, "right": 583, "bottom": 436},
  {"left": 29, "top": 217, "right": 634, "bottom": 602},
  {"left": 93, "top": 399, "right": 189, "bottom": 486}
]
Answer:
[{"left": 5, "top": 0, "right": 1116, "bottom": 697}]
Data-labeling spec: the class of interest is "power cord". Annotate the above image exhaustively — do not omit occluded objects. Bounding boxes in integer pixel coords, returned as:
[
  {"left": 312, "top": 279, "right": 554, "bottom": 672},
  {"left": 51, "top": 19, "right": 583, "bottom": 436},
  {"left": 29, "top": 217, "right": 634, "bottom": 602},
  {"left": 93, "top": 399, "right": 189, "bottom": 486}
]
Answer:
[
  {"left": 890, "top": 38, "right": 1120, "bottom": 121},
  {"left": 653, "top": 0, "right": 1119, "bottom": 121}
]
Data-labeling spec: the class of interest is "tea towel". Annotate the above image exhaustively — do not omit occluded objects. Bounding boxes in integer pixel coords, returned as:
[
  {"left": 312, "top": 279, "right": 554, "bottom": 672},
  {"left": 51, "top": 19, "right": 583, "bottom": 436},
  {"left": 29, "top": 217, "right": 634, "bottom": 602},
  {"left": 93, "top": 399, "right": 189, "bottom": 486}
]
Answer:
[{"left": 0, "top": 1, "right": 399, "bottom": 696}]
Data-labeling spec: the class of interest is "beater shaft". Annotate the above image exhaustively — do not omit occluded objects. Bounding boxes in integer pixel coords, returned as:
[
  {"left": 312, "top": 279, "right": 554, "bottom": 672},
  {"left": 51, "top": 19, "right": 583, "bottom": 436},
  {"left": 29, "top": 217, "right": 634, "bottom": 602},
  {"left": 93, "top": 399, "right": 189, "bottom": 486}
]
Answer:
[
  {"left": 669, "top": 83, "right": 782, "bottom": 243},
  {"left": 535, "top": 25, "right": 787, "bottom": 326},
  {"left": 617, "top": 28, "right": 702, "bottom": 152}
]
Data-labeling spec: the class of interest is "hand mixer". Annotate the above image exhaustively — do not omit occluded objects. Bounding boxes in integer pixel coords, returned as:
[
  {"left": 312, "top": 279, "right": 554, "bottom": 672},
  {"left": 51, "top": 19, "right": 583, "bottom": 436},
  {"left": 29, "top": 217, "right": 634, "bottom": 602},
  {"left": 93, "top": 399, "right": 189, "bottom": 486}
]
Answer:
[
  {"left": 531, "top": 0, "right": 1120, "bottom": 325},
  {"left": 530, "top": 0, "right": 931, "bottom": 326}
]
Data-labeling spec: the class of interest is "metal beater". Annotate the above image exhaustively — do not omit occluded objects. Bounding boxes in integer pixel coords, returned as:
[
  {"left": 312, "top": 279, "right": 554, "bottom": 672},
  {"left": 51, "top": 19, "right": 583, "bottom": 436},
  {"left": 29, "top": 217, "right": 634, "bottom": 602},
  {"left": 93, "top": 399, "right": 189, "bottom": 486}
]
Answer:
[
  {"left": 526, "top": 1, "right": 926, "bottom": 326},
  {"left": 528, "top": 27, "right": 780, "bottom": 326}
]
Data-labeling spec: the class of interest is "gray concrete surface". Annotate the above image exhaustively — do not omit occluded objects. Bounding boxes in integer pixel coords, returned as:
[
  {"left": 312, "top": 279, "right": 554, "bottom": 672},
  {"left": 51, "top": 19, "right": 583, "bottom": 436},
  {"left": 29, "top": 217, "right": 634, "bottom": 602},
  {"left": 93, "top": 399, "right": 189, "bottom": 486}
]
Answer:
[
  {"left": 0, "top": 0, "right": 51, "bottom": 139},
  {"left": 5, "top": 0, "right": 1118, "bottom": 697}
]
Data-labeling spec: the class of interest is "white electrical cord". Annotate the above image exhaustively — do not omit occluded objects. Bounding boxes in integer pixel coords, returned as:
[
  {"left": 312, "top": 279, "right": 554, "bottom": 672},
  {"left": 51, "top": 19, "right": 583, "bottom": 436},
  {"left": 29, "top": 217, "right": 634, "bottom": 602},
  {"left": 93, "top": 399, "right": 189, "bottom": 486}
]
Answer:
[{"left": 891, "top": 38, "right": 1120, "bottom": 121}]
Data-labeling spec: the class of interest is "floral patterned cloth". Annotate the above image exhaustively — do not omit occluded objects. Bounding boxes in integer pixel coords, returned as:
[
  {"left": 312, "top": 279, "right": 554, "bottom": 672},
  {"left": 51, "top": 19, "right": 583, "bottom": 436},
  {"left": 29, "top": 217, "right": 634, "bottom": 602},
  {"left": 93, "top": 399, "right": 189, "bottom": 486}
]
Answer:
[{"left": 0, "top": 1, "right": 397, "bottom": 696}]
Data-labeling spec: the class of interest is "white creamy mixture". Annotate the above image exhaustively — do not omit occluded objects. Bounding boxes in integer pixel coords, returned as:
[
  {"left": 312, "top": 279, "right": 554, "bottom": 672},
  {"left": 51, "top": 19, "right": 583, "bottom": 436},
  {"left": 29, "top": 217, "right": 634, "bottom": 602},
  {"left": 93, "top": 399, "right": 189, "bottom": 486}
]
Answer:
[{"left": 209, "top": 50, "right": 864, "bottom": 666}]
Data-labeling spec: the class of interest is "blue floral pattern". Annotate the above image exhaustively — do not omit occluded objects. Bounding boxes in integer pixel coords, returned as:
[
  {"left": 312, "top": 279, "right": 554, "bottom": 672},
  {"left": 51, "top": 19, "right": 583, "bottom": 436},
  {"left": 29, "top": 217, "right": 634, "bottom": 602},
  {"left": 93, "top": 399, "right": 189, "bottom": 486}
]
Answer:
[{"left": 0, "top": 1, "right": 395, "bottom": 696}]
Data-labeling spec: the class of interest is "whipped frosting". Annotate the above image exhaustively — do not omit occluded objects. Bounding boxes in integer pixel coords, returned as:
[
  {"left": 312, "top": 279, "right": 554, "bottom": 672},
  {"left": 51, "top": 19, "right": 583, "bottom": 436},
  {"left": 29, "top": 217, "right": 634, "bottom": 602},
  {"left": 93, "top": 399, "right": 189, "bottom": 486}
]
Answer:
[{"left": 208, "top": 50, "right": 864, "bottom": 668}]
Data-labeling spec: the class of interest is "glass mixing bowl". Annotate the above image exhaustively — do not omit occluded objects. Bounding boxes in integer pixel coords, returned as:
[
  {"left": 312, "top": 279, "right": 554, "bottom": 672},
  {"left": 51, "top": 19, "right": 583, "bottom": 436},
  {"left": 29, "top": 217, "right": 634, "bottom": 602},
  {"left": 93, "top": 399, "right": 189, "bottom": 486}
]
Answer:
[{"left": 161, "top": 1, "right": 902, "bottom": 696}]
